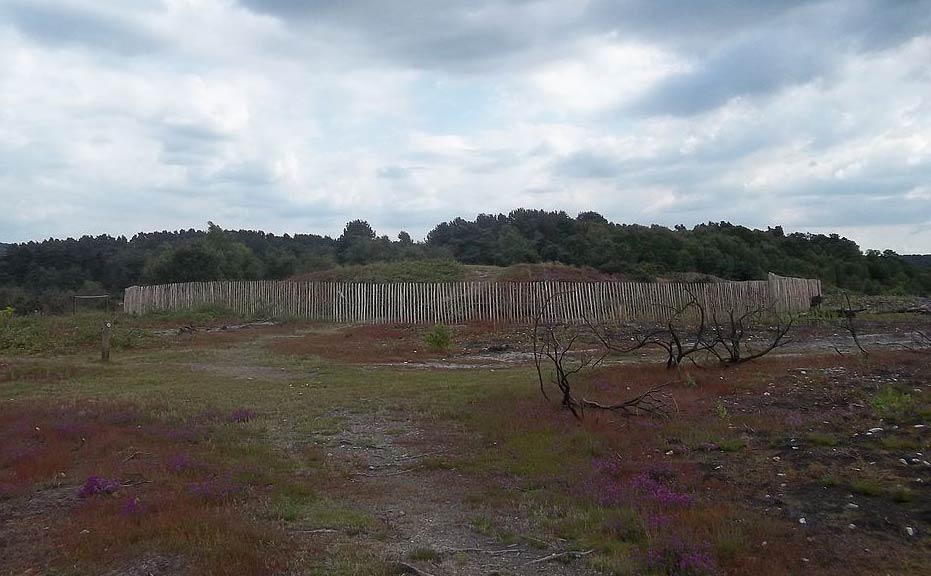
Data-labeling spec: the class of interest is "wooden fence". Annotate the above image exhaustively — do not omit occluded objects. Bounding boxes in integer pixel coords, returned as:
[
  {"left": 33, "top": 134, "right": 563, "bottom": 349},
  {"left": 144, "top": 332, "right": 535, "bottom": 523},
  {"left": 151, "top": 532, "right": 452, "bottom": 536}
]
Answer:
[{"left": 123, "top": 273, "right": 820, "bottom": 325}]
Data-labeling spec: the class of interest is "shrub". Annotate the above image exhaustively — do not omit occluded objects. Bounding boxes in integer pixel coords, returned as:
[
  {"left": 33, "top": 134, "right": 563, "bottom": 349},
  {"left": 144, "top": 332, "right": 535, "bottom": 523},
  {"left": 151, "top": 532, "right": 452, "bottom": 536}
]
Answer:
[
  {"left": 870, "top": 386, "right": 914, "bottom": 420},
  {"left": 644, "top": 538, "right": 717, "bottom": 576},
  {"left": 424, "top": 324, "right": 452, "bottom": 352}
]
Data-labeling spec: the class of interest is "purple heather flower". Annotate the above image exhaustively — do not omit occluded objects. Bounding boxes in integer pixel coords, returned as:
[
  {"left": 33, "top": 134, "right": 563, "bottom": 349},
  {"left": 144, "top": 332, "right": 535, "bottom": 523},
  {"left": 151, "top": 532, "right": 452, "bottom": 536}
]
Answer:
[
  {"left": 166, "top": 453, "right": 191, "bottom": 472},
  {"left": 630, "top": 471, "right": 694, "bottom": 507},
  {"left": 120, "top": 496, "right": 146, "bottom": 517},
  {"left": 228, "top": 408, "right": 256, "bottom": 423},
  {"left": 78, "top": 475, "right": 120, "bottom": 499},
  {"left": 644, "top": 537, "right": 718, "bottom": 576},
  {"left": 189, "top": 474, "right": 242, "bottom": 502}
]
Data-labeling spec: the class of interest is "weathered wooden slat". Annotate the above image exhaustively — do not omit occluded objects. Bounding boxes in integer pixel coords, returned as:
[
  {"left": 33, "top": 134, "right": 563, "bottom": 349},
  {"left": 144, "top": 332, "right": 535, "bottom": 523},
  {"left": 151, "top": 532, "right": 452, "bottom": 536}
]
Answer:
[{"left": 122, "top": 274, "right": 821, "bottom": 324}]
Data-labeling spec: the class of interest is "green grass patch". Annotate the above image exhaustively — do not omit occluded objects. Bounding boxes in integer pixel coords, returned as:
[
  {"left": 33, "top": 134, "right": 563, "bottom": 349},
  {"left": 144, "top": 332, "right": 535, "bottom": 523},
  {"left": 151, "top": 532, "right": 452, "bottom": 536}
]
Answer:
[
  {"left": 0, "top": 312, "right": 149, "bottom": 354},
  {"left": 807, "top": 432, "right": 839, "bottom": 447},
  {"left": 407, "top": 547, "right": 441, "bottom": 562},
  {"left": 880, "top": 435, "right": 923, "bottom": 451},
  {"left": 423, "top": 324, "right": 452, "bottom": 352},
  {"left": 295, "top": 259, "right": 465, "bottom": 283},
  {"left": 870, "top": 386, "right": 914, "bottom": 420},
  {"left": 851, "top": 479, "right": 883, "bottom": 497},
  {"left": 890, "top": 487, "right": 914, "bottom": 503},
  {"left": 717, "top": 437, "right": 746, "bottom": 452},
  {"left": 141, "top": 304, "right": 243, "bottom": 324}
]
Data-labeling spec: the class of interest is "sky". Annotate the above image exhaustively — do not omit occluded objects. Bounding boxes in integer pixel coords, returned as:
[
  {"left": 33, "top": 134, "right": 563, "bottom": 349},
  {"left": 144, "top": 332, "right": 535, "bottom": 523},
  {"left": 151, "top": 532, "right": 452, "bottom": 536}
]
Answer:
[{"left": 1, "top": 0, "right": 930, "bottom": 252}]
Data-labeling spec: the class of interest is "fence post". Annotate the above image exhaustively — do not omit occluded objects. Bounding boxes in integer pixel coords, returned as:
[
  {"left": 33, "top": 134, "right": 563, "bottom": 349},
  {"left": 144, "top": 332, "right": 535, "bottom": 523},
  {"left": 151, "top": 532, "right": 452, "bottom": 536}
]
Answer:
[{"left": 101, "top": 321, "right": 112, "bottom": 362}]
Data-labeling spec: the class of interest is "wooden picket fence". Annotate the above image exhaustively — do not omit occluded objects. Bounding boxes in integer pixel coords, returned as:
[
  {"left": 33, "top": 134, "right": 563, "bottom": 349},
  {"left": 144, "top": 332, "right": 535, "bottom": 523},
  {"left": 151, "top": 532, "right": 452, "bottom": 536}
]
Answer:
[{"left": 123, "top": 273, "right": 820, "bottom": 325}]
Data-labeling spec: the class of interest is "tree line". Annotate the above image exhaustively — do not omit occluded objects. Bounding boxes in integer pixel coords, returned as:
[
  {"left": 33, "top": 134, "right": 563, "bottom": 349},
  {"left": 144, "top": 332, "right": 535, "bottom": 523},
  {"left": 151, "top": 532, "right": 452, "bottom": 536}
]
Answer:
[{"left": 1, "top": 210, "right": 929, "bottom": 313}]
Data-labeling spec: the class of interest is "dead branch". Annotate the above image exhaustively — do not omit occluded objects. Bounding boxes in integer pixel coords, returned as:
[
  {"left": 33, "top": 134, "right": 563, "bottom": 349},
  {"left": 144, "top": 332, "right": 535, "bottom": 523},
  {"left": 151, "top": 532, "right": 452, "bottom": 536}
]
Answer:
[
  {"left": 532, "top": 291, "right": 675, "bottom": 420},
  {"left": 354, "top": 468, "right": 416, "bottom": 478},
  {"left": 707, "top": 304, "right": 794, "bottom": 365},
  {"left": 394, "top": 562, "right": 436, "bottom": 576},
  {"left": 580, "top": 382, "right": 675, "bottom": 417},
  {"left": 591, "top": 290, "right": 716, "bottom": 368},
  {"left": 523, "top": 549, "right": 595, "bottom": 566},
  {"left": 841, "top": 293, "right": 869, "bottom": 357},
  {"left": 905, "top": 329, "right": 931, "bottom": 353}
]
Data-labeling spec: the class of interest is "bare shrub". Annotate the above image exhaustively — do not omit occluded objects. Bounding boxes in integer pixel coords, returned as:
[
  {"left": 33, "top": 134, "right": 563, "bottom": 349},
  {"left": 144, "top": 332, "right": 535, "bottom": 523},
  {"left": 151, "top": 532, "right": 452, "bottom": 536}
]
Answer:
[
  {"left": 532, "top": 292, "right": 674, "bottom": 420},
  {"left": 705, "top": 305, "right": 794, "bottom": 365}
]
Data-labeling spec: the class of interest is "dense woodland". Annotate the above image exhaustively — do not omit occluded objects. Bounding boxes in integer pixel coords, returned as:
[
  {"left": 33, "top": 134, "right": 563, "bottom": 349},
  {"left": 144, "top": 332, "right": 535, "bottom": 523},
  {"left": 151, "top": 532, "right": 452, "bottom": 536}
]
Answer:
[
  {"left": 903, "top": 254, "right": 931, "bottom": 269},
  {"left": 1, "top": 210, "right": 929, "bottom": 313}
]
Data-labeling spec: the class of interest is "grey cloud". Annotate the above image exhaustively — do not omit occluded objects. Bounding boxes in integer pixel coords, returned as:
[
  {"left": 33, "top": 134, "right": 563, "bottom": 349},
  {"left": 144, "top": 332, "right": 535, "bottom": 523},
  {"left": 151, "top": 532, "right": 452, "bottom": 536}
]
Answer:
[
  {"left": 585, "top": 0, "right": 811, "bottom": 48},
  {"left": 633, "top": 31, "right": 828, "bottom": 116},
  {"left": 154, "top": 121, "right": 231, "bottom": 167},
  {"left": 554, "top": 151, "right": 622, "bottom": 179},
  {"left": 2, "top": 1, "right": 159, "bottom": 55},
  {"left": 211, "top": 161, "right": 276, "bottom": 187},
  {"left": 627, "top": 0, "right": 931, "bottom": 116},
  {"left": 237, "top": 0, "right": 928, "bottom": 74},
  {"left": 237, "top": 0, "right": 576, "bottom": 70},
  {"left": 790, "top": 192, "right": 931, "bottom": 228},
  {"left": 237, "top": 0, "right": 931, "bottom": 118}
]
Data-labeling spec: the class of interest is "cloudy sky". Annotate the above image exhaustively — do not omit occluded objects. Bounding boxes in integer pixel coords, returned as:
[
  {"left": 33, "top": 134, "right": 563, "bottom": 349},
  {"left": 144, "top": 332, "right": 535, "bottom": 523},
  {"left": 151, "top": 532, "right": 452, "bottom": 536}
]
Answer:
[{"left": 1, "top": 0, "right": 930, "bottom": 252}]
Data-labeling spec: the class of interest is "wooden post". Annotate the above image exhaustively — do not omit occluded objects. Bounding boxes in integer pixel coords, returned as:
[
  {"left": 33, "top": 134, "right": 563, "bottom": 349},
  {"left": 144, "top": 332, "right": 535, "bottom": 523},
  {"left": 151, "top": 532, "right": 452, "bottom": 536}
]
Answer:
[{"left": 101, "top": 321, "right": 112, "bottom": 362}]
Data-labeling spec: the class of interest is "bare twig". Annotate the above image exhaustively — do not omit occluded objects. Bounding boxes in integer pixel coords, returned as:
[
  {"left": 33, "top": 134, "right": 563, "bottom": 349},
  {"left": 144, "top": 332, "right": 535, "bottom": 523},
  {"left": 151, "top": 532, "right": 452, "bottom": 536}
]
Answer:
[
  {"left": 524, "top": 549, "right": 595, "bottom": 566},
  {"left": 121, "top": 450, "right": 143, "bottom": 463},
  {"left": 354, "top": 468, "right": 416, "bottom": 478},
  {"left": 394, "top": 561, "right": 436, "bottom": 576}
]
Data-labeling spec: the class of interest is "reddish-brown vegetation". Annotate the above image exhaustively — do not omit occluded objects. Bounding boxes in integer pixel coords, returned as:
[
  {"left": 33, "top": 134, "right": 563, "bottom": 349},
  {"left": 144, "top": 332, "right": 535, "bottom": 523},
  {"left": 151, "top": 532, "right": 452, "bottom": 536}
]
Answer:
[{"left": 0, "top": 401, "right": 296, "bottom": 575}]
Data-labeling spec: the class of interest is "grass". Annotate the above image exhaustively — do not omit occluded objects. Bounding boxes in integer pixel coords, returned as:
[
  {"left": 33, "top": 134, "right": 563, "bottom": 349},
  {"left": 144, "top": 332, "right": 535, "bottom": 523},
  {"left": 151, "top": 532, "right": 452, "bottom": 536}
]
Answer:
[
  {"left": 879, "top": 435, "right": 924, "bottom": 450},
  {"left": 807, "top": 432, "right": 840, "bottom": 447},
  {"left": 890, "top": 487, "right": 914, "bottom": 503},
  {"left": 423, "top": 324, "right": 452, "bottom": 352},
  {"left": 0, "top": 312, "right": 149, "bottom": 354},
  {"left": 407, "top": 547, "right": 441, "bottom": 562},
  {"left": 851, "top": 479, "right": 884, "bottom": 497},
  {"left": 870, "top": 386, "right": 915, "bottom": 420},
  {"left": 293, "top": 259, "right": 466, "bottom": 283},
  {"left": 715, "top": 437, "right": 746, "bottom": 452}
]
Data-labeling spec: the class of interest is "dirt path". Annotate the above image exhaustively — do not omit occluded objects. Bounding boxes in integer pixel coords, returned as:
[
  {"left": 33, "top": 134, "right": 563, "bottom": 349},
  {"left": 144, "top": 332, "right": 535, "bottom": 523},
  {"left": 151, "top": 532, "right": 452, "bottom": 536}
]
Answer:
[{"left": 306, "top": 407, "right": 602, "bottom": 575}]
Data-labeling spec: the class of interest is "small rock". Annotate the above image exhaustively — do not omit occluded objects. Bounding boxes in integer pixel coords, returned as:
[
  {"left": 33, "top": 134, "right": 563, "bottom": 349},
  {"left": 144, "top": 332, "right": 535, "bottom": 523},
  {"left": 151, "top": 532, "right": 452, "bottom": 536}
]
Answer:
[
  {"left": 846, "top": 503, "right": 859, "bottom": 509},
  {"left": 848, "top": 524, "right": 856, "bottom": 529},
  {"left": 799, "top": 518, "right": 807, "bottom": 524},
  {"left": 905, "top": 526, "right": 915, "bottom": 537}
]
